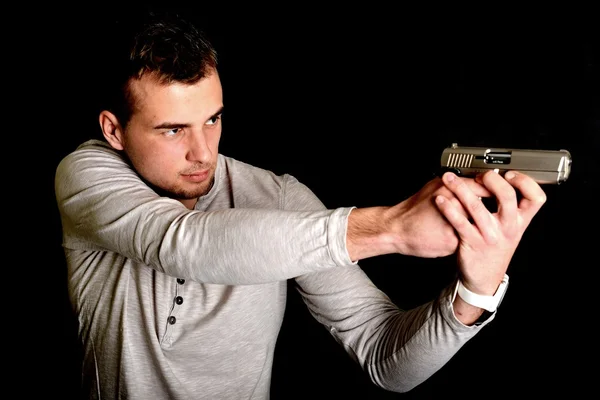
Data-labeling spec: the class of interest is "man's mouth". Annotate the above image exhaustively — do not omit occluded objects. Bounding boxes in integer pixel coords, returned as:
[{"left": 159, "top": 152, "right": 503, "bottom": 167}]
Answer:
[{"left": 181, "top": 169, "right": 210, "bottom": 183}]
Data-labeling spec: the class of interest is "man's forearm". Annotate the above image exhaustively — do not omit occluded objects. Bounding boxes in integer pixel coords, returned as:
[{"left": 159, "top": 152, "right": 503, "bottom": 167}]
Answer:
[{"left": 345, "top": 206, "right": 399, "bottom": 262}]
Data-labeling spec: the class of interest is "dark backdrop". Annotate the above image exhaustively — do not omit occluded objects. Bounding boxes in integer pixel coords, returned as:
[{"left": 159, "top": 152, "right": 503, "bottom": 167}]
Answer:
[{"left": 21, "top": 3, "right": 598, "bottom": 399}]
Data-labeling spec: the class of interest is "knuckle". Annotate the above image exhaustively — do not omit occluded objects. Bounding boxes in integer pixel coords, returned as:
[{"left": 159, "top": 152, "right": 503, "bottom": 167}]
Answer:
[
  {"left": 536, "top": 193, "right": 548, "bottom": 204},
  {"left": 486, "top": 232, "right": 499, "bottom": 246},
  {"left": 483, "top": 170, "right": 498, "bottom": 181},
  {"left": 499, "top": 188, "right": 517, "bottom": 204},
  {"left": 507, "top": 227, "right": 520, "bottom": 240},
  {"left": 502, "top": 219, "right": 518, "bottom": 235},
  {"left": 469, "top": 197, "right": 485, "bottom": 213}
]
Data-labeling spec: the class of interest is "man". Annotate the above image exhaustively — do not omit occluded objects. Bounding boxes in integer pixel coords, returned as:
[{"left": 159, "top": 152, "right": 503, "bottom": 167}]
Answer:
[{"left": 55, "top": 9, "right": 546, "bottom": 399}]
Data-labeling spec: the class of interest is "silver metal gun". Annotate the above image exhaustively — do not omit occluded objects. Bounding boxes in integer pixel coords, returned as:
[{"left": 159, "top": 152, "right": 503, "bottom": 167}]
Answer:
[{"left": 440, "top": 143, "right": 572, "bottom": 184}]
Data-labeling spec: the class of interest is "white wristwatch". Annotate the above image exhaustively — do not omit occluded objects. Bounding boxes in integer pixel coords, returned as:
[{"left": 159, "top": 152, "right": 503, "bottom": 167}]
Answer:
[{"left": 453, "top": 274, "right": 509, "bottom": 312}]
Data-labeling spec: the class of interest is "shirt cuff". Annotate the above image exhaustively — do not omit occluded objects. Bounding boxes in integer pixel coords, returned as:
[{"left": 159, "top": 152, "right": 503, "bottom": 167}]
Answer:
[{"left": 327, "top": 207, "right": 358, "bottom": 266}]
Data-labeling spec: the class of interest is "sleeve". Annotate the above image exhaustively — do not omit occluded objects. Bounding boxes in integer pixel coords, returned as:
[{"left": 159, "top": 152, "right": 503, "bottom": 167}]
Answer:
[
  {"left": 284, "top": 176, "right": 494, "bottom": 393},
  {"left": 54, "top": 141, "right": 354, "bottom": 285}
]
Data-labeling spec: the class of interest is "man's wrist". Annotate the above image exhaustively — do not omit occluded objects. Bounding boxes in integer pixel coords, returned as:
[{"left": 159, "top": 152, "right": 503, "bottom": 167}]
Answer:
[
  {"left": 346, "top": 206, "right": 395, "bottom": 262},
  {"left": 453, "top": 274, "right": 510, "bottom": 313}
]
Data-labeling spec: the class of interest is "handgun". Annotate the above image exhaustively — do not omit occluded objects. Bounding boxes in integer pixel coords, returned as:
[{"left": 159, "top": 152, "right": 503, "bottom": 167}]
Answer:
[{"left": 440, "top": 143, "right": 572, "bottom": 184}]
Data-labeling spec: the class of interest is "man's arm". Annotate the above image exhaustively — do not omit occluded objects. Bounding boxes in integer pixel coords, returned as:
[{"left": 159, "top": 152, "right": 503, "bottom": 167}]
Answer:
[
  {"left": 56, "top": 140, "right": 544, "bottom": 300},
  {"left": 287, "top": 170, "right": 545, "bottom": 392},
  {"left": 55, "top": 140, "right": 354, "bottom": 284}
]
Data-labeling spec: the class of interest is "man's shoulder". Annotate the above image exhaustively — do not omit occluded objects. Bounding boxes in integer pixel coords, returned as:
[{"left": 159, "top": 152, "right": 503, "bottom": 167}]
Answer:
[
  {"left": 59, "top": 139, "right": 121, "bottom": 164},
  {"left": 73, "top": 139, "right": 119, "bottom": 156},
  {"left": 55, "top": 139, "right": 128, "bottom": 181},
  {"left": 218, "top": 154, "right": 321, "bottom": 209},
  {"left": 219, "top": 154, "right": 292, "bottom": 183}
]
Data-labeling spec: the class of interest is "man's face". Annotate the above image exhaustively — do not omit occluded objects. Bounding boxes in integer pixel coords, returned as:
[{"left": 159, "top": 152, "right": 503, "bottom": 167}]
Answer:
[{"left": 121, "top": 71, "right": 223, "bottom": 209}]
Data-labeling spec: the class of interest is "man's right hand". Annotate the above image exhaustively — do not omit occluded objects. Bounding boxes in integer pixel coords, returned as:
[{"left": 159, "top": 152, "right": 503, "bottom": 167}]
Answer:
[{"left": 346, "top": 176, "right": 491, "bottom": 261}]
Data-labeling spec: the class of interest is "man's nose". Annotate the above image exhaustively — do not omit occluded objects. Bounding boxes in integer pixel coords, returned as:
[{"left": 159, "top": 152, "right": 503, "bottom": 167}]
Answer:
[{"left": 186, "top": 131, "right": 211, "bottom": 163}]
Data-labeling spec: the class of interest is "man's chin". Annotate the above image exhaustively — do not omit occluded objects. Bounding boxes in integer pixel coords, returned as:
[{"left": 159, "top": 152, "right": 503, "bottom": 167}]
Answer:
[
  {"left": 149, "top": 177, "right": 215, "bottom": 202},
  {"left": 177, "top": 179, "right": 215, "bottom": 200}
]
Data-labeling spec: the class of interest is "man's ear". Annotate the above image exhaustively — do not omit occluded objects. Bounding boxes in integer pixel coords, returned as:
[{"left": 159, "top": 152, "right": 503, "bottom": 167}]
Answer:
[{"left": 99, "top": 110, "right": 125, "bottom": 151}]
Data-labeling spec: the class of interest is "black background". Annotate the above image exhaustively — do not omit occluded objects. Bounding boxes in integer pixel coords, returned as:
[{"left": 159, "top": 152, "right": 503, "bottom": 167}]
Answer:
[{"left": 17, "top": 3, "right": 598, "bottom": 399}]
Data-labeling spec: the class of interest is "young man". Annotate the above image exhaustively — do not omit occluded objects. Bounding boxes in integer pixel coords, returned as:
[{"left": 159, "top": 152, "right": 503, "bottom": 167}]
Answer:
[{"left": 54, "top": 10, "right": 547, "bottom": 399}]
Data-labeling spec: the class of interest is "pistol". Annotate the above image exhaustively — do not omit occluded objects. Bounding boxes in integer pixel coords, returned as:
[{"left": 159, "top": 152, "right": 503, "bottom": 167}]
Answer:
[{"left": 440, "top": 143, "right": 572, "bottom": 184}]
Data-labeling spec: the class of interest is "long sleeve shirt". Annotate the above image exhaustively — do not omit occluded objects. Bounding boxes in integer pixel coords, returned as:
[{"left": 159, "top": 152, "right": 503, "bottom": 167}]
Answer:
[{"left": 54, "top": 139, "right": 493, "bottom": 400}]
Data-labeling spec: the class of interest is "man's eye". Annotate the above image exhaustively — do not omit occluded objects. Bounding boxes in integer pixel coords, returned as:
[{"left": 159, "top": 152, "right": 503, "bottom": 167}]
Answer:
[
  {"left": 206, "top": 115, "right": 221, "bottom": 126},
  {"left": 164, "top": 128, "right": 181, "bottom": 137}
]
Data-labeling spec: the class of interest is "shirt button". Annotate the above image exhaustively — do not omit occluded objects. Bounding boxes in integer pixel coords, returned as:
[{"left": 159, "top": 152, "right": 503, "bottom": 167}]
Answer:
[
  {"left": 168, "top": 316, "right": 176, "bottom": 325},
  {"left": 175, "top": 296, "right": 184, "bottom": 305},
  {"left": 177, "top": 279, "right": 185, "bottom": 285}
]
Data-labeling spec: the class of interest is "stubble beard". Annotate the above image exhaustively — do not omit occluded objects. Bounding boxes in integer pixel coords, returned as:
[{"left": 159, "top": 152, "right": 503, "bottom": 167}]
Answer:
[{"left": 147, "top": 172, "right": 216, "bottom": 204}]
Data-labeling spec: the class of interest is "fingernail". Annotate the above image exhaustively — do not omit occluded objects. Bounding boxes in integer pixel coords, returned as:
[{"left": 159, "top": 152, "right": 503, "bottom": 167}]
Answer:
[
  {"left": 436, "top": 195, "right": 445, "bottom": 204},
  {"left": 505, "top": 171, "right": 515, "bottom": 180},
  {"left": 445, "top": 172, "right": 456, "bottom": 182}
]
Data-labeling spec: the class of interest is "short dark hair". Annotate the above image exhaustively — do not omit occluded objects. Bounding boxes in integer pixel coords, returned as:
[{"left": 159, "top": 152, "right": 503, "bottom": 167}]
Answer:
[{"left": 101, "top": 8, "right": 218, "bottom": 127}]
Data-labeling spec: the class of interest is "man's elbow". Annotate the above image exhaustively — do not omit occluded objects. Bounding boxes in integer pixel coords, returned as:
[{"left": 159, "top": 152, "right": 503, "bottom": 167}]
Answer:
[{"left": 367, "top": 365, "right": 431, "bottom": 394}]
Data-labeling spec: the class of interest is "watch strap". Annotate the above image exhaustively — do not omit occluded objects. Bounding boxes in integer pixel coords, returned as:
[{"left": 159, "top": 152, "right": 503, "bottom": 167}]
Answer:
[{"left": 454, "top": 274, "right": 509, "bottom": 312}]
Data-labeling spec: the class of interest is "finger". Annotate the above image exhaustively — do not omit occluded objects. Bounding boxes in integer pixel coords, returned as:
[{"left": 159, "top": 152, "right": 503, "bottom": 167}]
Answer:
[
  {"left": 504, "top": 171, "right": 547, "bottom": 222},
  {"left": 450, "top": 196, "right": 470, "bottom": 220},
  {"left": 434, "top": 185, "right": 472, "bottom": 220},
  {"left": 477, "top": 170, "right": 518, "bottom": 225},
  {"left": 441, "top": 172, "right": 493, "bottom": 235},
  {"left": 461, "top": 177, "right": 493, "bottom": 199},
  {"left": 434, "top": 195, "right": 480, "bottom": 240}
]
